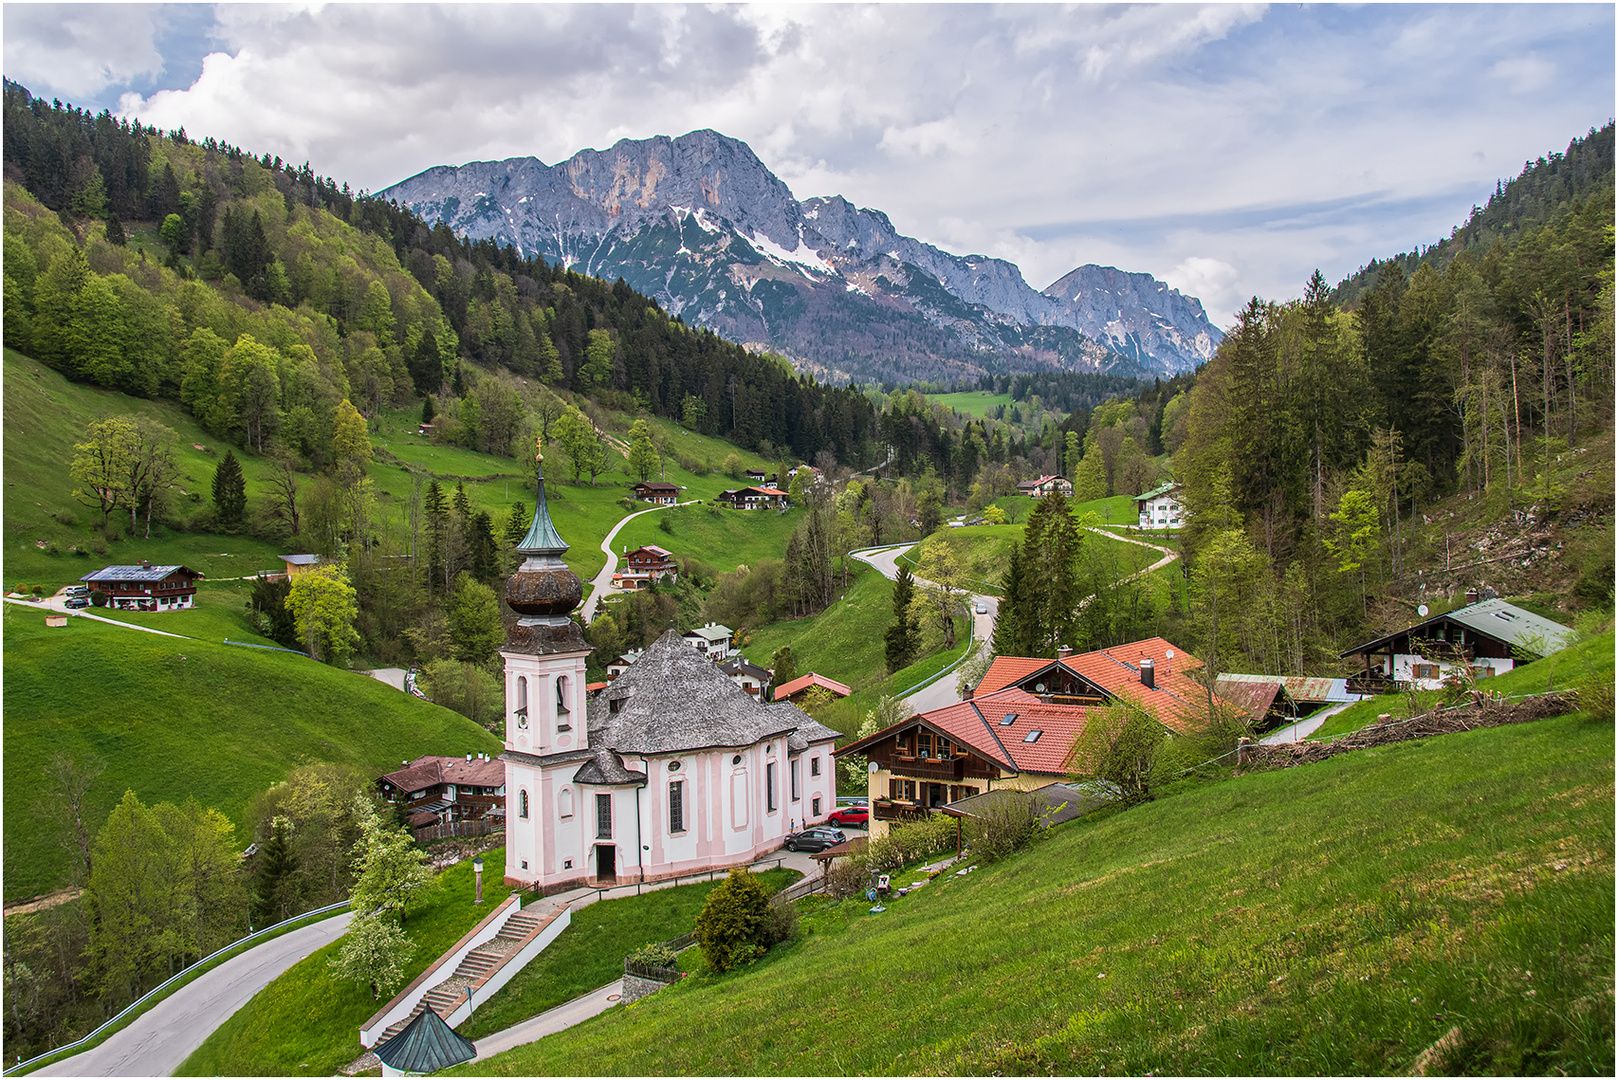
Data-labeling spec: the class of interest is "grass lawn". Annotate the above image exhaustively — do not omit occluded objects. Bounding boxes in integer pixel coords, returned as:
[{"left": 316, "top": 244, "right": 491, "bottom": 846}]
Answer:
[
  {"left": 450, "top": 706, "right": 1614, "bottom": 1076},
  {"left": 1309, "top": 627, "right": 1615, "bottom": 742},
  {"left": 176, "top": 853, "right": 515, "bottom": 1077},
  {"left": 610, "top": 501, "right": 803, "bottom": 576},
  {"left": 70, "top": 580, "right": 279, "bottom": 646},
  {"left": 740, "top": 564, "right": 894, "bottom": 690},
  {"left": 910, "top": 520, "right": 1162, "bottom": 598},
  {"left": 1, "top": 606, "right": 498, "bottom": 900},
  {"left": 456, "top": 866, "right": 800, "bottom": 1041},
  {"left": 813, "top": 629, "right": 975, "bottom": 742},
  {"left": 925, "top": 389, "right": 1015, "bottom": 419}
]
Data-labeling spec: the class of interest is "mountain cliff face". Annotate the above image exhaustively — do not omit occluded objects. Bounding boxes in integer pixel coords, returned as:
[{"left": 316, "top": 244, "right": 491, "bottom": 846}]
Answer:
[{"left": 382, "top": 130, "right": 1221, "bottom": 383}]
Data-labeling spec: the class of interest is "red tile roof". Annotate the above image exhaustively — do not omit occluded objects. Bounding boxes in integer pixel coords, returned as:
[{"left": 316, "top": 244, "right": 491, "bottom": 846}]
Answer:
[
  {"left": 974, "top": 638, "right": 1224, "bottom": 736},
  {"left": 773, "top": 672, "right": 853, "bottom": 701},
  {"left": 379, "top": 754, "right": 504, "bottom": 792}
]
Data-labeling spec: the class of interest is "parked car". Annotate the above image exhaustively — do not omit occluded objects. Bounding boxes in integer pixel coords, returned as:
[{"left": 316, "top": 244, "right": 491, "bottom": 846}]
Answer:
[
  {"left": 783, "top": 826, "right": 846, "bottom": 853},
  {"left": 64, "top": 596, "right": 90, "bottom": 608},
  {"left": 826, "top": 805, "right": 869, "bottom": 828},
  {"left": 974, "top": 602, "right": 988, "bottom": 614},
  {"left": 64, "top": 585, "right": 89, "bottom": 597}
]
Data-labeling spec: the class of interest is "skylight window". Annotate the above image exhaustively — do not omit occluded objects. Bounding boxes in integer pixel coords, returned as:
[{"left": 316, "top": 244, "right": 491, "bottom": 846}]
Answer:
[
  {"left": 1000, "top": 713, "right": 1018, "bottom": 726},
  {"left": 1023, "top": 730, "right": 1043, "bottom": 743}
]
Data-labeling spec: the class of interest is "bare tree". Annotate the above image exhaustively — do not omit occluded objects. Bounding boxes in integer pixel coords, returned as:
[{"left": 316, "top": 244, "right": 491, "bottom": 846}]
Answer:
[{"left": 36, "top": 753, "right": 106, "bottom": 885}]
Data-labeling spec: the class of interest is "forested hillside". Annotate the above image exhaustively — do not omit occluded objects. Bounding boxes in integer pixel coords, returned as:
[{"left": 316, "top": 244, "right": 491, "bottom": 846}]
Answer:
[
  {"left": 1333, "top": 123, "right": 1614, "bottom": 306},
  {"left": 1168, "top": 136, "right": 1613, "bottom": 674}
]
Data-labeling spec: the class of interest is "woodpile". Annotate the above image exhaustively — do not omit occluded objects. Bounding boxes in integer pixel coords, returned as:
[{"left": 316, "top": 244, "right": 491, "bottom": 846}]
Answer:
[{"left": 1238, "top": 691, "right": 1579, "bottom": 772}]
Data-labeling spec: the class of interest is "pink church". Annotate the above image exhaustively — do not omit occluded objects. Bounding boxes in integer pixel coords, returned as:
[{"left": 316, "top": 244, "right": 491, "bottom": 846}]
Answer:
[{"left": 499, "top": 459, "right": 838, "bottom": 891}]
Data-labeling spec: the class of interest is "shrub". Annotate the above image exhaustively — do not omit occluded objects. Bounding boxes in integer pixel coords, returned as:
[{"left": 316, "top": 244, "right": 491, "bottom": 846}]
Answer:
[
  {"left": 92, "top": 538, "right": 108, "bottom": 556},
  {"left": 965, "top": 791, "right": 1044, "bottom": 863},
  {"left": 627, "top": 941, "right": 679, "bottom": 968},
  {"left": 822, "top": 857, "right": 870, "bottom": 900},
  {"left": 53, "top": 508, "right": 76, "bottom": 527},
  {"left": 762, "top": 893, "right": 799, "bottom": 947},
  {"left": 693, "top": 867, "right": 773, "bottom": 972}
]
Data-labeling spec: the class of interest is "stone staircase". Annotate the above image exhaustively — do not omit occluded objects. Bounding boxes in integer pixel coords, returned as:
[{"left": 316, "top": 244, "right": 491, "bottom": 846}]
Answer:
[{"left": 376, "top": 907, "right": 555, "bottom": 1042}]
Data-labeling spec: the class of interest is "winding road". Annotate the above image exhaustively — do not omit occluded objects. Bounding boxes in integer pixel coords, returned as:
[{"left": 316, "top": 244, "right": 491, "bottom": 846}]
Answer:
[
  {"left": 32, "top": 912, "right": 353, "bottom": 1077},
  {"left": 852, "top": 524, "right": 1181, "bottom": 713},
  {"left": 578, "top": 500, "right": 693, "bottom": 623}
]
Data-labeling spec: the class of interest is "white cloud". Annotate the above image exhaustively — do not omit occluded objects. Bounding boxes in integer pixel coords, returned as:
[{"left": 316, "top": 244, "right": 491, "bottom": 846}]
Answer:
[
  {"left": 1491, "top": 53, "right": 1557, "bottom": 94},
  {"left": 8, "top": 3, "right": 1611, "bottom": 332},
  {"left": 3, "top": 4, "right": 168, "bottom": 99}
]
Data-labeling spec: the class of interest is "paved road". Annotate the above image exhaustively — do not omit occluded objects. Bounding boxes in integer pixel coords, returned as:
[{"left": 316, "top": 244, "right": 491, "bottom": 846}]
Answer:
[
  {"left": 578, "top": 500, "right": 693, "bottom": 623},
  {"left": 852, "top": 527, "right": 1181, "bottom": 714},
  {"left": 850, "top": 544, "right": 996, "bottom": 714},
  {"left": 3, "top": 596, "right": 192, "bottom": 638},
  {"left": 34, "top": 912, "right": 353, "bottom": 1078},
  {"left": 1260, "top": 699, "right": 1360, "bottom": 745}
]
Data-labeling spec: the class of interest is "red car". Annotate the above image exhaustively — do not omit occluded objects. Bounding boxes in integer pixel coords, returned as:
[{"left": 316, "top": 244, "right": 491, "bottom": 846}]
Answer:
[{"left": 826, "top": 805, "right": 869, "bottom": 828}]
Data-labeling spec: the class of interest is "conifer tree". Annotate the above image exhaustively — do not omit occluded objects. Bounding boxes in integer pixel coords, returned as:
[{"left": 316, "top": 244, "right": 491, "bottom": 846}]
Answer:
[
  {"left": 212, "top": 449, "right": 247, "bottom": 528},
  {"left": 885, "top": 561, "right": 920, "bottom": 672}
]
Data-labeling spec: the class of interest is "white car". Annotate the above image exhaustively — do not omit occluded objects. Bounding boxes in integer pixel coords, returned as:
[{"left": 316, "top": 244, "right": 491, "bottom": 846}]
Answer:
[{"left": 975, "top": 602, "right": 988, "bottom": 615}]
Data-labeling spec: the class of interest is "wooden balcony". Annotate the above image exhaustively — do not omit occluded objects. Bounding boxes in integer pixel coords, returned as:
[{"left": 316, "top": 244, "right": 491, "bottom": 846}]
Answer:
[
  {"left": 887, "top": 755, "right": 965, "bottom": 782},
  {"left": 872, "top": 799, "right": 933, "bottom": 822}
]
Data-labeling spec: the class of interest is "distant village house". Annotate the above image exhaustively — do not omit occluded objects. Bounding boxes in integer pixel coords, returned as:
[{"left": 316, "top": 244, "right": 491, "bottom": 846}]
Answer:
[
  {"left": 1135, "top": 482, "right": 1185, "bottom": 529},
  {"left": 633, "top": 481, "right": 679, "bottom": 505}
]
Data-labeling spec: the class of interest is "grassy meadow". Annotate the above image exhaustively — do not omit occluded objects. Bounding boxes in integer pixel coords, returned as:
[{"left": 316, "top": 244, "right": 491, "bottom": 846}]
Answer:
[
  {"left": 451, "top": 706, "right": 1614, "bottom": 1076},
  {"left": 1, "top": 605, "right": 497, "bottom": 900},
  {"left": 177, "top": 853, "right": 514, "bottom": 1077},
  {"left": 609, "top": 500, "right": 802, "bottom": 576},
  {"left": 455, "top": 866, "right": 800, "bottom": 1041}
]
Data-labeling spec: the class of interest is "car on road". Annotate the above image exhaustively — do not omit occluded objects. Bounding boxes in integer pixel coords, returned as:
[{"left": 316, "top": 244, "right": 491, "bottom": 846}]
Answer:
[
  {"left": 975, "top": 602, "right": 988, "bottom": 614},
  {"left": 65, "top": 596, "right": 90, "bottom": 608},
  {"left": 826, "top": 805, "right": 869, "bottom": 828},
  {"left": 783, "top": 826, "right": 847, "bottom": 853}
]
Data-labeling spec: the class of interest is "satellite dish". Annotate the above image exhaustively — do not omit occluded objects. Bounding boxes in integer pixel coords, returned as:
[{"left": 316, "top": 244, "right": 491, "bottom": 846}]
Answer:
[
  {"left": 868, "top": 760, "right": 880, "bottom": 774},
  {"left": 1417, "top": 604, "right": 1430, "bottom": 617}
]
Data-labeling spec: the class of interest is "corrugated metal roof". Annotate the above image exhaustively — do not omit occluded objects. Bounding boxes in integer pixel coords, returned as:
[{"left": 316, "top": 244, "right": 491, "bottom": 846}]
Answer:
[
  {"left": 80, "top": 565, "right": 202, "bottom": 583},
  {"left": 1340, "top": 599, "right": 1576, "bottom": 658}
]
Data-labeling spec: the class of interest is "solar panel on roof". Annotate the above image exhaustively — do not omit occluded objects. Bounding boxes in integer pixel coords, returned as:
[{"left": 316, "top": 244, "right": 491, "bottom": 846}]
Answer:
[{"left": 999, "top": 713, "right": 1018, "bottom": 726}]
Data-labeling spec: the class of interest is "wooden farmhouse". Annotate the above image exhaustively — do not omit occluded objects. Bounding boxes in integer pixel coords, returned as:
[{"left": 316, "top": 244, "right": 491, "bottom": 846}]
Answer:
[
  {"left": 1018, "top": 475, "right": 1072, "bottom": 497},
  {"left": 719, "top": 656, "right": 771, "bottom": 697},
  {"left": 377, "top": 753, "right": 507, "bottom": 830},
  {"left": 632, "top": 480, "right": 679, "bottom": 505},
  {"left": 716, "top": 486, "right": 789, "bottom": 510},
  {"left": 838, "top": 637, "right": 1245, "bottom": 837},
  {"left": 612, "top": 545, "right": 678, "bottom": 591},
  {"left": 79, "top": 563, "right": 204, "bottom": 611},
  {"left": 1339, "top": 599, "right": 1575, "bottom": 692}
]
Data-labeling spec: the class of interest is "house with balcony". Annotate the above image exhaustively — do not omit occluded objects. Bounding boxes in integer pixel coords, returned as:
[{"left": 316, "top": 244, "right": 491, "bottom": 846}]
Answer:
[
  {"left": 1338, "top": 599, "right": 1575, "bottom": 692},
  {"left": 79, "top": 563, "right": 204, "bottom": 611},
  {"left": 633, "top": 481, "right": 679, "bottom": 505},
  {"left": 612, "top": 545, "right": 678, "bottom": 591},
  {"left": 377, "top": 754, "right": 506, "bottom": 829},
  {"left": 1135, "top": 482, "right": 1185, "bottom": 529},
  {"left": 716, "top": 486, "right": 789, "bottom": 510},
  {"left": 719, "top": 656, "right": 771, "bottom": 697},
  {"left": 682, "top": 623, "right": 734, "bottom": 662},
  {"left": 839, "top": 637, "right": 1246, "bottom": 837}
]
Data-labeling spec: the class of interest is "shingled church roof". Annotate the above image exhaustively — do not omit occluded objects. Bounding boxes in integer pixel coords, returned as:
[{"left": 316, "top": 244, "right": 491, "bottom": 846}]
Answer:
[{"left": 588, "top": 630, "right": 808, "bottom": 755}]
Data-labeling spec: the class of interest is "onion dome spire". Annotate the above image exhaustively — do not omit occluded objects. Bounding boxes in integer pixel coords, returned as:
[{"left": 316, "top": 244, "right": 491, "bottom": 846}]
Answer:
[
  {"left": 516, "top": 444, "right": 569, "bottom": 556},
  {"left": 503, "top": 437, "right": 588, "bottom": 655}
]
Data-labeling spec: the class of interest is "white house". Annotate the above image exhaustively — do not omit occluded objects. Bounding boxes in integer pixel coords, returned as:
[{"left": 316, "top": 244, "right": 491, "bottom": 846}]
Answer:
[
  {"left": 683, "top": 623, "right": 733, "bottom": 662},
  {"left": 499, "top": 461, "right": 835, "bottom": 891},
  {"left": 1135, "top": 482, "right": 1185, "bottom": 529}
]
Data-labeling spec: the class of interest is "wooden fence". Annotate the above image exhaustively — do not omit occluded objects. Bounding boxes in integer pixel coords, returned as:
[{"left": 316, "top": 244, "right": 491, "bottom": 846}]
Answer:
[{"left": 412, "top": 818, "right": 498, "bottom": 843}]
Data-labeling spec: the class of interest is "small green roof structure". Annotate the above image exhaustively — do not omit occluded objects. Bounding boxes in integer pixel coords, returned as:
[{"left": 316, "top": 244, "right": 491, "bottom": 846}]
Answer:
[{"left": 373, "top": 1005, "right": 476, "bottom": 1076}]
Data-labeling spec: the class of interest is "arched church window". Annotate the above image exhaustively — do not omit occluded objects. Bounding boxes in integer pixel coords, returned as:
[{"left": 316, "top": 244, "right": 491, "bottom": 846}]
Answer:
[{"left": 519, "top": 789, "right": 530, "bottom": 819}]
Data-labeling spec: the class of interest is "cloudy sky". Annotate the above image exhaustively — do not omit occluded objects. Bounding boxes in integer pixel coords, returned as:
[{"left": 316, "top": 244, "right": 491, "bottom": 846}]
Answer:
[{"left": 5, "top": 3, "right": 1612, "bottom": 327}]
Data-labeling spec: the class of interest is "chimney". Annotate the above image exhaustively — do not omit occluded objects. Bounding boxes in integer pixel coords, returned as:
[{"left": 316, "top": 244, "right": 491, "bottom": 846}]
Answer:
[
  {"left": 1465, "top": 588, "right": 1479, "bottom": 605},
  {"left": 1141, "top": 658, "right": 1156, "bottom": 690},
  {"left": 466, "top": 753, "right": 473, "bottom": 763},
  {"left": 1057, "top": 645, "right": 1073, "bottom": 660}
]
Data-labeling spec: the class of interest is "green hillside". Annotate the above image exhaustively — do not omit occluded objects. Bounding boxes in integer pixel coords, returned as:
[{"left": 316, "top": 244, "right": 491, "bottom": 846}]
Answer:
[
  {"left": 454, "top": 703, "right": 1614, "bottom": 1076},
  {"left": 1, "top": 605, "right": 498, "bottom": 900}
]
